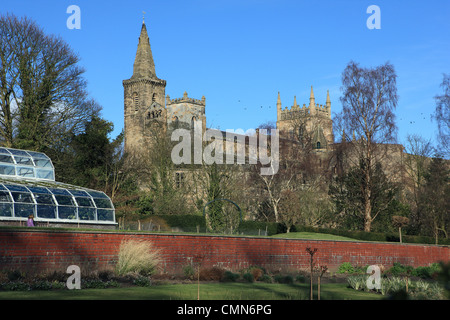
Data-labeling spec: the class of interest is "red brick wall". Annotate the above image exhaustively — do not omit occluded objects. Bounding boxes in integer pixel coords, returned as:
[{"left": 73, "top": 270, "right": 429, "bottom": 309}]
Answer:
[{"left": 0, "top": 229, "right": 449, "bottom": 274}]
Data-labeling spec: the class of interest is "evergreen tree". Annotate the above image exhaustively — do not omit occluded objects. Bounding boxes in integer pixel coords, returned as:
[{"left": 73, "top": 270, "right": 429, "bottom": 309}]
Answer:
[
  {"left": 417, "top": 156, "right": 450, "bottom": 243},
  {"left": 329, "top": 161, "right": 401, "bottom": 232}
]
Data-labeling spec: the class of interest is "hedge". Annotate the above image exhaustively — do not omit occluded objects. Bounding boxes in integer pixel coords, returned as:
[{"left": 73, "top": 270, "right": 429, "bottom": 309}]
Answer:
[
  {"left": 292, "top": 224, "right": 450, "bottom": 245},
  {"left": 237, "top": 221, "right": 282, "bottom": 236},
  {"left": 141, "top": 215, "right": 450, "bottom": 245},
  {"left": 150, "top": 214, "right": 206, "bottom": 232}
]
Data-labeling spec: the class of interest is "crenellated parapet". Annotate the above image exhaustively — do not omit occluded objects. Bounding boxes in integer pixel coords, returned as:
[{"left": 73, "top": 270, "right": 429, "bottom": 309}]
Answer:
[
  {"left": 166, "top": 91, "right": 206, "bottom": 106},
  {"left": 278, "top": 86, "right": 331, "bottom": 121}
]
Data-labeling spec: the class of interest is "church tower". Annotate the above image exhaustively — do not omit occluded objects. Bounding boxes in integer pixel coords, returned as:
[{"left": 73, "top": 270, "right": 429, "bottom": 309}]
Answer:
[
  {"left": 276, "top": 86, "right": 334, "bottom": 150},
  {"left": 123, "top": 19, "right": 167, "bottom": 153}
]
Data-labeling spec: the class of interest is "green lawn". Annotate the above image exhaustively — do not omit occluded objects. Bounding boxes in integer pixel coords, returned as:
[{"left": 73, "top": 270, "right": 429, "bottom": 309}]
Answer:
[
  {"left": 271, "top": 232, "right": 357, "bottom": 241},
  {"left": 0, "top": 282, "right": 382, "bottom": 300}
]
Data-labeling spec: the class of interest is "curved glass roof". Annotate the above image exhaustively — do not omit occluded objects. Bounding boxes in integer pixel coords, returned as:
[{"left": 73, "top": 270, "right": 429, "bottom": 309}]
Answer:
[
  {"left": 0, "top": 182, "right": 115, "bottom": 223},
  {"left": 0, "top": 147, "right": 54, "bottom": 181},
  {"left": 0, "top": 148, "right": 115, "bottom": 225}
]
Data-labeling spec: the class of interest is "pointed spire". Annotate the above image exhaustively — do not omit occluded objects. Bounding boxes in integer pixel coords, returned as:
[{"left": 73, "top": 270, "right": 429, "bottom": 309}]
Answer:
[
  {"left": 132, "top": 21, "right": 156, "bottom": 79},
  {"left": 326, "top": 90, "right": 331, "bottom": 107},
  {"left": 309, "top": 86, "right": 315, "bottom": 107},
  {"left": 293, "top": 96, "right": 298, "bottom": 108},
  {"left": 277, "top": 92, "right": 282, "bottom": 122}
]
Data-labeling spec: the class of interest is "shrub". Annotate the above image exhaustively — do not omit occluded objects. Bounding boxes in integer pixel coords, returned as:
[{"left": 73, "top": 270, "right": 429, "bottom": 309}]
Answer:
[
  {"left": 7, "top": 270, "right": 24, "bottom": 281},
  {"left": 250, "top": 267, "right": 264, "bottom": 281},
  {"left": 260, "top": 274, "right": 273, "bottom": 283},
  {"left": 412, "top": 263, "right": 441, "bottom": 279},
  {"left": 30, "top": 280, "right": 53, "bottom": 291},
  {"left": 115, "top": 239, "right": 162, "bottom": 276},
  {"left": 183, "top": 265, "right": 195, "bottom": 280},
  {"left": 199, "top": 267, "right": 225, "bottom": 281},
  {"left": 296, "top": 274, "right": 306, "bottom": 283},
  {"left": 133, "top": 275, "right": 152, "bottom": 287},
  {"left": 243, "top": 273, "right": 254, "bottom": 283},
  {"left": 221, "top": 271, "right": 240, "bottom": 282},
  {"left": 1, "top": 281, "right": 29, "bottom": 291},
  {"left": 388, "top": 263, "right": 413, "bottom": 276},
  {"left": 337, "top": 262, "right": 355, "bottom": 274},
  {"left": 274, "top": 275, "right": 294, "bottom": 284}
]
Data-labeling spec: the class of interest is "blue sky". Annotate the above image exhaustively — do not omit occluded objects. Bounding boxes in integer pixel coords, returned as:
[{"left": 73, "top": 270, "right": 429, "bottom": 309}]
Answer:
[{"left": 2, "top": 0, "right": 449, "bottom": 149}]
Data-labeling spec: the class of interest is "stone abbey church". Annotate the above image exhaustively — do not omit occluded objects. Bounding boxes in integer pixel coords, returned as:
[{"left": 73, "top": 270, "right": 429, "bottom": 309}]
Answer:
[
  {"left": 123, "top": 20, "right": 335, "bottom": 158},
  {"left": 122, "top": 20, "right": 411, "bottom": 219}
]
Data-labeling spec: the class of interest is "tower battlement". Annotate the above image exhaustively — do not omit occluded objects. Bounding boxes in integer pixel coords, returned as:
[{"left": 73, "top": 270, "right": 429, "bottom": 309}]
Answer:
[
  {"left": 166, "top": 91, "right": 206, "bottom": 106},
  {"left": 278, "top": 86, "right": 331, "bottom": 121}
]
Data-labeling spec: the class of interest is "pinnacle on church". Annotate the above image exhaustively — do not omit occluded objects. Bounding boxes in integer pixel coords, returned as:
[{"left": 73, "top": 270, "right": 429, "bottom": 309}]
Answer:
[
  {"left": 326, "top": 90, "right": 331, "bottom": 107},
  {"left": 132, "top": 20, "right": 157, "bottom": 79},
  {"left": 309, "top": 85, "right": 315, "bottom": 107}
]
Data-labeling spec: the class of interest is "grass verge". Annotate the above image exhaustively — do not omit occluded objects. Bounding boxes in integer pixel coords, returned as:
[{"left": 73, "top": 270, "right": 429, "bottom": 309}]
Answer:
[
  {"left": 271, "top": 232, "right": 357, "bottom": 241},
  {"left": 0, "top": 282, "right": 382, "bottom": 300}
]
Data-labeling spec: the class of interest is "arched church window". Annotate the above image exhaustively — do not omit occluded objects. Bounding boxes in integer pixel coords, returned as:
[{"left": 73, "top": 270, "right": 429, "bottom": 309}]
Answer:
[{"left": 316, "top": 141, "right": 321, "bottom": 149}]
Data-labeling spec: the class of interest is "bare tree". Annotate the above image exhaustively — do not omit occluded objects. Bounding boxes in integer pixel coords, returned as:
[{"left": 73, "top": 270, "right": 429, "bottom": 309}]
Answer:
[
  {"left": 403, "top": 134, "right": 434, "bottom": 223},
  {"left": 0, "top": 13, "right": 95, "bottom": 151},
  {"left": 336, "top": 61, "right": 399, "bottom": 232},
  {"left": 434, "top": 73, "right": 450, "bottom": 158}
]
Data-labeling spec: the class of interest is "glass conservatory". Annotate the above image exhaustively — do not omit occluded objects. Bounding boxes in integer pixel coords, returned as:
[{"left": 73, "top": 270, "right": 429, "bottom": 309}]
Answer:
[{"left": 0, "top": 147, "right": 116, "bottom": 228}]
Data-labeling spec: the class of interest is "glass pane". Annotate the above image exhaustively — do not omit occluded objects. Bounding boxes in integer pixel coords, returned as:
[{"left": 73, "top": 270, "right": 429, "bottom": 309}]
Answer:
[
  {"left": 34, "top": 158, "right": 52, "bottom": 168},
  {"left": 48, "top": 188, "right": 71, "bottom": 196},
  {"left": 17, "top": 167, "right": 35, "bottom": 178},
  {"left": 58, "top": 206, "right": 77, "bottom": 219},
  {"left": 54, "top": 195, "right": 75, "bottom": 206},
  {"left": 69, "top": 189, "right": 90, "bottom": 197},
  {"left": 27, "top": 151, "right": 49, "bottom": 159},
  {"left": 87, "top": 190, "right": 109, "bottom": 199},
  {"left": 93, "top": 198, "right": 113, "bottom": 209},
  {"left": 8, "top": 149, "right": 29, "bottom": 156},
  {"left": 97, "top": 209, "right": 114, "bottom": 221},
  {"left": 0, "top": 155, "right": 14, "bottom": 163},
  {"left": 5, "top": 184, "right": 28, "bottom": 192},
  {"left": 37, "top": 205, "right": 56, "bottom": 219},
  {"left": 0, "top": 191, "right": 12, "bottom": 202},
  {"left": 0, "top": 148, "right": 10, "bottom": 154},
  {"left": 11, "top": 192, "right": 34, "bottom": 203},
  {"left": 14, "top": 156, "right": 33, "bottom": 165},
  {"left": 35, "top": 169, "right": 54, "bottom": 180},
  {"left": 75, "top": 197, "right": 94, "bottom": 207},
  {"left": 78, "top": 207, "right": 95, "bottom": 220},
  {"left": 27, "top": 186, "right": 51, "bottom": 194},
  {"left": 0, "top": 203, "right": 13, "bottom": 217},
  {"left": 0, "top": 164, "right": 15, "bottom": 176},
  {"left": 14, "top": 203, "right": 34, "bottom": 217},
  {"left": 34, "top": 194, "right": 55, "bottom": 205}
]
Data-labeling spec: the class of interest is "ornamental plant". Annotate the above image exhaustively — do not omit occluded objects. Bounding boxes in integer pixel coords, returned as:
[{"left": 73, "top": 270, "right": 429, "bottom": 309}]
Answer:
[{"left": 115, "top": 239, "right": 162, "bottom": 276}]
